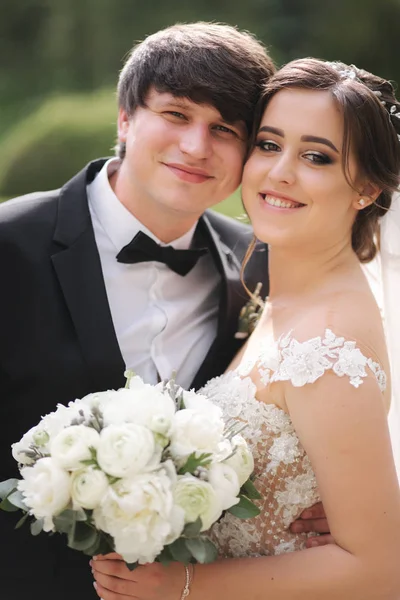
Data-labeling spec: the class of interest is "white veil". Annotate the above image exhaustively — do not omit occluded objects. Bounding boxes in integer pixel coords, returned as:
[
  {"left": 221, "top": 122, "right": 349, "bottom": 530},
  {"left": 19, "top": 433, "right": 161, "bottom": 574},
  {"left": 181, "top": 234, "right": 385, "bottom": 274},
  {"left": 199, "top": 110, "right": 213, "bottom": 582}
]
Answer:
[{"left": 364, "top": 195, "right": 400, "bottom": 479}]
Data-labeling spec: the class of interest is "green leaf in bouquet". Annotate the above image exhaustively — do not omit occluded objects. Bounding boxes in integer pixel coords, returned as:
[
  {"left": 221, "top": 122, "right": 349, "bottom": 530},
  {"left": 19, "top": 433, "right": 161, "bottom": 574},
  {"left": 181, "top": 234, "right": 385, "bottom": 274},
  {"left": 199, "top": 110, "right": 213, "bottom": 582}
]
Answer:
[
  {"left": 182, "top": 517, "right": 203, "bottom": 538},
  {"left": 240, "top": 478, "right": 262, "bottom": 500},
  {"left": 7, "top": 490, "right": 28, "bottom": 511},
  {"left": 126, "top": 561, "right": 139, "bottom": 572},
  {"left": 80, "top": 447, "right": 99, "bottom": 467},
  {"left": 0, "top": 478, "right": 19, "bottom": 500},
  {"left": 15, "top": 511, "right": 30, "bottom": 529},
  {"left": 68, "top": 520, "right": 98, "bottom": 552},
  {"left": 156, "top": 545, "right": 174, "bottom": 567},
  {"left": 53, "top": 508, "right": 87, "bottom": 534},
  {"left": 167, "top": 538, "right": 192, "bottom": 564},
  {"left": 30, "top": 519, "right": 44, "bottom": 536},
  {"left": 185, "top": 537, "right": 218, "bottom": 564},
  {"left": 227, "top": 495, "right": 261, "bottom": 519},
  {"left": 178, "top": 453, "right": 212, "bottom": 475},
  {"left": 0, "top": 497, "right": 20, "bottom": 512}
]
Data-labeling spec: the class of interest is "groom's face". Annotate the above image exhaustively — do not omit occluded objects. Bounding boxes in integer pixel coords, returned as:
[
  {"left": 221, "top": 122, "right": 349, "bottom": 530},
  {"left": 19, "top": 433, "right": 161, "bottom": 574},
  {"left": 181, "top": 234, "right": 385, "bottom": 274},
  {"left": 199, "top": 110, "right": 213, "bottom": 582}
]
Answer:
[{"left": 117, "top": 88, "right": 248, "bottom": 219}]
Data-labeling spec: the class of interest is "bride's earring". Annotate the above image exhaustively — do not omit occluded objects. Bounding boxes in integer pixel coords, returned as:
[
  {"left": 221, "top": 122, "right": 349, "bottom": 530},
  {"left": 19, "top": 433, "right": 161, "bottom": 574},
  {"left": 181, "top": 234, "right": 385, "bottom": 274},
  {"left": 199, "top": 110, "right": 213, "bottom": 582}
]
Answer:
[{"left": 358, "top": 198, "right": 366, "bottom": 207}]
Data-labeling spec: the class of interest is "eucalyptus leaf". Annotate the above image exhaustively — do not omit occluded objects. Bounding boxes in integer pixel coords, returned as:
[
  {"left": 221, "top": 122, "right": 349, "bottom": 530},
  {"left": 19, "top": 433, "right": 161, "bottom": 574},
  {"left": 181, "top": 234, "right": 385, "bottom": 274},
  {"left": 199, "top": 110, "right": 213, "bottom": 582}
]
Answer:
[
  {"left": 15, "top": 511, "right": 30, "bottom": 529},
  {"left": 183, "top": 517, "right": 202, "bottom": 538},
  {"left": 240, "top": 479, "right": 261, "bottom": 500},
  {"left": 125, "top": 561, "right": 139, "bottom": 571},
  {"left": 7, "top": 490, "right": 28, "bottom": 511},
  {"left": 167, "top": 538, "right": 192, "bottom": 563},
  {"left": 157, "top": 545, "right": 174, "bottom": 566},
  {"left": 68, "top": 521, "right": 98, "bottom": 552},
  {"left": 30, "top": 519, "right": 44, "bottom": 536},
  {"left": 0, "top": 478, "right": 19, "bottom": 500},
  {"left": 227, "top": 495, "right": 260, "bottom": 519},
  {"left": 185, "top": 537, "right": 218, "bottom": 564},
  {"left": 0, "top": 497, "right": 20, "bottom": 512}
]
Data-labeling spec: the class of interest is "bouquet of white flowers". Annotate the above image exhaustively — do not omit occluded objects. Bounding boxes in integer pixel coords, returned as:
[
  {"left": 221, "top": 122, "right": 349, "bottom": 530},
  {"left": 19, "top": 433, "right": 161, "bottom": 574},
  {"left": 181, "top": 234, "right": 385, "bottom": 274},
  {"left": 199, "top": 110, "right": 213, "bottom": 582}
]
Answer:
[{"left": 0, "top": 372, "right": 260, "bottom": 568}]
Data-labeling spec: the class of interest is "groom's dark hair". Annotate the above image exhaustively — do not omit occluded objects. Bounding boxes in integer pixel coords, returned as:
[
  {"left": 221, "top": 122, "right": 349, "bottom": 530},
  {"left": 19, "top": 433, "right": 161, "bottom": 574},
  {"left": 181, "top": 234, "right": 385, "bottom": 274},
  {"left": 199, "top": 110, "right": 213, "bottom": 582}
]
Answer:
[{"left": 116, "top": 22, "right": 275, "bottom": 157}]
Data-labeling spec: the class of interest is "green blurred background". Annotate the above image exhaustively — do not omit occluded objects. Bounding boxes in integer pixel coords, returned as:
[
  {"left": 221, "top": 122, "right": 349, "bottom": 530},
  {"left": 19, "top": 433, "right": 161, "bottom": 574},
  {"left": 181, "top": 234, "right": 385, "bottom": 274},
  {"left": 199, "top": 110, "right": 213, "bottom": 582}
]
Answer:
[{"left": 1, "top": 0, "right": 399, "bottom": 217}]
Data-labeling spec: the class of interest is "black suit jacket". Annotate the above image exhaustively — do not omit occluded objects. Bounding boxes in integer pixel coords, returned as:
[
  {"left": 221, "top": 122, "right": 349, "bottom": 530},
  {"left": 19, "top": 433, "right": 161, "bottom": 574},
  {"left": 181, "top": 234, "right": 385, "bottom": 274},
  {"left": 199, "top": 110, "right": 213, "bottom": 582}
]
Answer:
[{"left": 0, "top": 159, "right": 269, "bottom": 600}]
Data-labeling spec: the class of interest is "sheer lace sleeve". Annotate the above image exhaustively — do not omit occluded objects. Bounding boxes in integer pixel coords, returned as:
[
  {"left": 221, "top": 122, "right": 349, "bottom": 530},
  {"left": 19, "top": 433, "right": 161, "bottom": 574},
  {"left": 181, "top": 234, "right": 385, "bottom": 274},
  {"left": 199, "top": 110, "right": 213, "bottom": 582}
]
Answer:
[{"left": 238, "top": 328, "right": 387, "bottom": 392}]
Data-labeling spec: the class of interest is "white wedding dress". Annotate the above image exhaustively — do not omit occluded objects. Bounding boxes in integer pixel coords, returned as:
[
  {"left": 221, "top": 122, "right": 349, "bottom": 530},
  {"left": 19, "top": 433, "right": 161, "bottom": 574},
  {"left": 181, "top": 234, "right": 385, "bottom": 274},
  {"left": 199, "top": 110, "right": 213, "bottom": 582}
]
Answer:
[{"left": 200, "top": 328, "right": 387, "bottom": 558}]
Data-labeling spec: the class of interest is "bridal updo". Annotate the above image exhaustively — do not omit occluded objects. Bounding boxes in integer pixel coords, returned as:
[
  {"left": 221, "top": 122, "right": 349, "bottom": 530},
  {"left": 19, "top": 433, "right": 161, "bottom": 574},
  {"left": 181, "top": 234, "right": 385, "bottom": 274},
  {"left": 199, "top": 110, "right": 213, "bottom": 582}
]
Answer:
[{"left": 253, "top": 58, "right": 400, "bottom": 262}]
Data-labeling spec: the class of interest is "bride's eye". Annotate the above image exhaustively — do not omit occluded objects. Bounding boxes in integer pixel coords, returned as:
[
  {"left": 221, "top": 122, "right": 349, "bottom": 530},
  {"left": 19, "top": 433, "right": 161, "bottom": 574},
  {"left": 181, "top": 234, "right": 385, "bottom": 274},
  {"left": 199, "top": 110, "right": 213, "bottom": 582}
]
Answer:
[
  {"left": 255, "top": 139, "right": 281, "bottom": 152},
  {"left": 303, "top": 151, "right": 332, "bottom": 165}
]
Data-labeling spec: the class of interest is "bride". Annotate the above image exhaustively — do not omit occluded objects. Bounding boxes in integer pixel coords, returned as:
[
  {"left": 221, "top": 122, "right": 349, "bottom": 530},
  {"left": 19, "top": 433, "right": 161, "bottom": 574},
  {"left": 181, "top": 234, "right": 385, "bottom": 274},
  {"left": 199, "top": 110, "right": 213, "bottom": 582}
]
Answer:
[{"left": 91, "top": 59, "right": 400, "bottom": 599}]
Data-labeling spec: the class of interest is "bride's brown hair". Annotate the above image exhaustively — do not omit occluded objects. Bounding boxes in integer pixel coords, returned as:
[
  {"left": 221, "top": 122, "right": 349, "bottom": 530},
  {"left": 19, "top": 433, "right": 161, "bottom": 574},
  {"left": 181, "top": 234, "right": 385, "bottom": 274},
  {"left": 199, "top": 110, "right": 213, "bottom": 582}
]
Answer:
[{"left": 248, "top": 58, "right": 400, "bottom": 263}]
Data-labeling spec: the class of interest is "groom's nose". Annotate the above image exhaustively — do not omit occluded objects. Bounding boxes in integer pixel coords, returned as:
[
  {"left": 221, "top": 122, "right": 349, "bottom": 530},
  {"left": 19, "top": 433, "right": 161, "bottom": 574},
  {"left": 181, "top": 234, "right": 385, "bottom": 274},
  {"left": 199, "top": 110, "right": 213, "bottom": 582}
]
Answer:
[{"left": 179, "top": 124, "right": 213, "bottom": 160}]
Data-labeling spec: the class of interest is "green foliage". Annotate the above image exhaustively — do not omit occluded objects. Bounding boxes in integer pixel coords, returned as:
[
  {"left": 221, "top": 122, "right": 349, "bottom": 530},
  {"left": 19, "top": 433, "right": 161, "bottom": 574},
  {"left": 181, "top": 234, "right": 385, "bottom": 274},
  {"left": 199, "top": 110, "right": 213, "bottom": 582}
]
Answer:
[
  {"left": 228, "top": 495, "right": 261, "bottom": 519},
  {"left": 178, "top": 452, "right": 213, "bottom": 475},
  {"left": 0, "top": 89, "right": 116, "bottom": 198}
]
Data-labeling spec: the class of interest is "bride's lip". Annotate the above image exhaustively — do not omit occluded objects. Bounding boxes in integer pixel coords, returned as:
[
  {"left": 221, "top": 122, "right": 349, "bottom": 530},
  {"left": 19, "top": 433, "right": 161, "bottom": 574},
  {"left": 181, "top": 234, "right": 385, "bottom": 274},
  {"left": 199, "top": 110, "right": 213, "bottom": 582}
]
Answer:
[
  {"left": 163, "top": 162, "right": 213, "bottom": 183},
  {"left": 260, "top": 190, "right": 305, "bottom": 205}
]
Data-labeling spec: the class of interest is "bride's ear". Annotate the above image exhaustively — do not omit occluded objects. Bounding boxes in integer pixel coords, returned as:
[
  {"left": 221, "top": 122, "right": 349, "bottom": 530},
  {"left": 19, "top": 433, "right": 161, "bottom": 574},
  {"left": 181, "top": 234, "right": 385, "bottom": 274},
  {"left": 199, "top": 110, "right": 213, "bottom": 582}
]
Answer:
[{"left": 354, "top": 182, "right": 382, "bottom": 210}]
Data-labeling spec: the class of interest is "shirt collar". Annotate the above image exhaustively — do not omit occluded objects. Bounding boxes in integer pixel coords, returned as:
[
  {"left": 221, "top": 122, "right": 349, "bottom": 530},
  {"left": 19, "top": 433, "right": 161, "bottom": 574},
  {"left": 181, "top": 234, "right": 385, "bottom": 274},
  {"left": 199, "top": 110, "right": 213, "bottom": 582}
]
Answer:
[{"left": 87, "top": 158, "right": 197, "bottom": 251}]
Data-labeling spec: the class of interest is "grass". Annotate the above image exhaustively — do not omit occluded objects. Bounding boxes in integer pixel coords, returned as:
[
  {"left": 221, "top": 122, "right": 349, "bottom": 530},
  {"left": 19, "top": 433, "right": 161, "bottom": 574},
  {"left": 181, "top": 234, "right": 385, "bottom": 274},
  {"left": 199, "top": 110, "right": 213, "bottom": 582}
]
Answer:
[{"left": 212, "top": 187, "right": 248, "bottom": 221}]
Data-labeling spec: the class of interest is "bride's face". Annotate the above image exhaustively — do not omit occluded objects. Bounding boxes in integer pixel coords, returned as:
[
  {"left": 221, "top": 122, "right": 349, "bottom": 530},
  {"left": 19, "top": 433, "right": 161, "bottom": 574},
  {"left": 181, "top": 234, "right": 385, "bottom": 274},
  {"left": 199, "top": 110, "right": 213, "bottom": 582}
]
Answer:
[{"left": 242, "top": 88, "right": 366, "bottom": 252}]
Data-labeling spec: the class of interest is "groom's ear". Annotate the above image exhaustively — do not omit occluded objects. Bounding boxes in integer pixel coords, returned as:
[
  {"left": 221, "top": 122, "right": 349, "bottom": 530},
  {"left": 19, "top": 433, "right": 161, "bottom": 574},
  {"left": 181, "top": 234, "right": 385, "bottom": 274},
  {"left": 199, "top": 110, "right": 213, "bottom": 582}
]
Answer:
[{"left": 117, "top": 108, "right": 130, "bottom": 143}]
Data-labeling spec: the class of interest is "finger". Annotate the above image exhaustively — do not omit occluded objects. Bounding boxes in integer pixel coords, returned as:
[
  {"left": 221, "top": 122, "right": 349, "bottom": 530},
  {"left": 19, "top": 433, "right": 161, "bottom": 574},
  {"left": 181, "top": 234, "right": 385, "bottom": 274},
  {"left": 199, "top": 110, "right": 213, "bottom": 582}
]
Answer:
[
  {"left": 93, "top": 580, "right": 138, "bottom": 600},
  {"left": 94, "top": 553, "right": 124, "bottom": 561},
  {"left": 298, "top": 502, "right": 325, "bottom": 520},
  {"left": 93, "top": 571, "right": 138, "bottom": 598},
  {"left": 305, "top": 534, "right": 335, "bottom": 548},
  {"left": 91, "top": 559, "right": 135, "bottom": 580},
  {"left": 290, "top": 518, "right": 330, "bottom": 534}
]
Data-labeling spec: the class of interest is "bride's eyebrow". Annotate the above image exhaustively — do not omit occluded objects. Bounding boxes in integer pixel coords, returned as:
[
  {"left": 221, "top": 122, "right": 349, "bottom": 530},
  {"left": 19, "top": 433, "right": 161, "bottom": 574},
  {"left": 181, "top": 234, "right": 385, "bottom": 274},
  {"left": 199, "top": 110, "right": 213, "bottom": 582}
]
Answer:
[
  {"left": 301, "top": 135, "right": 339, "bottom": 153},
  {"left": 257, "top": 126, "right": 339, "bottom": 153}
]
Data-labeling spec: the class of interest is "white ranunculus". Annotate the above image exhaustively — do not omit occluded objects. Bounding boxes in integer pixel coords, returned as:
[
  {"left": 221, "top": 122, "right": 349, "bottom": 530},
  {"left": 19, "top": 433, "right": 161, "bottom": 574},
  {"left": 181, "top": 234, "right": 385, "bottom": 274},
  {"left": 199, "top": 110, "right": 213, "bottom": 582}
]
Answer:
[
  {"left": 208, "top": 463, "right": 240, "bottom": 510},
  {"left": 101, "top": 386, "right": 176, "bottom": 436},
  {"left": 180, "top": 391, "right": 222, "bottom": 420},
  {"left": 174, "top": 474, "right": 222, "bottom": 531},
  {"left": 169, "top": 409, "right": 224, "bottom": 462},
  {"left": 51, "top": 425, "right": 100, "bottom": 471},
  {"left": 12, "top": 426, "right": 45, "bottom": 465},
  {"left": 78, "top": 390, "right": 120, "bottom": 412},
  {"left": 70, "top": 466, "right": 109, "bottom": 510},
  {"left": 96, "top": 424, "right": 156, "bottom": 478},
  {"left": 223, "top": 435, "right": 254, "bottom": 486},
  {"left": 93, "top": 467, "right": 184, "bottom": 564},
  {"left": 18, "top": 457, "right": 71, "bottom": 532}
]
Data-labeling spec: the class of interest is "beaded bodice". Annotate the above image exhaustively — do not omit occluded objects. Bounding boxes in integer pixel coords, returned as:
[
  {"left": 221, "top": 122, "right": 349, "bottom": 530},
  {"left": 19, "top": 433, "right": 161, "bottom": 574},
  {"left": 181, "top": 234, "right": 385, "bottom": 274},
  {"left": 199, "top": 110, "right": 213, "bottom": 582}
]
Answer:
[{"left": 200, "top": 329, "right": 386, "bottom": 557}]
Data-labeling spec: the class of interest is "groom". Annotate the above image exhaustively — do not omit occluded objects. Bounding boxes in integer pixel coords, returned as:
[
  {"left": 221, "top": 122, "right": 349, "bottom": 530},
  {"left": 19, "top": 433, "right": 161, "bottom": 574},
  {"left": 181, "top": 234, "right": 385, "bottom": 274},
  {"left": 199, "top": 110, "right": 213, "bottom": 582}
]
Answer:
[{"left": 0, "top": 23, "right": 328, "bottom": 600}]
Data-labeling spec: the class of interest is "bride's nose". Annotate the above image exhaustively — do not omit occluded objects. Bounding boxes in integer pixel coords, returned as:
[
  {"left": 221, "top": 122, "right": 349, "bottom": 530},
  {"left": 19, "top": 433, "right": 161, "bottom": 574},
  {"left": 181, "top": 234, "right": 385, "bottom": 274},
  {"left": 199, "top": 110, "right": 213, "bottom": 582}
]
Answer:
[{"left": 267, "top": 153, "right": 296, "bottom": 186}]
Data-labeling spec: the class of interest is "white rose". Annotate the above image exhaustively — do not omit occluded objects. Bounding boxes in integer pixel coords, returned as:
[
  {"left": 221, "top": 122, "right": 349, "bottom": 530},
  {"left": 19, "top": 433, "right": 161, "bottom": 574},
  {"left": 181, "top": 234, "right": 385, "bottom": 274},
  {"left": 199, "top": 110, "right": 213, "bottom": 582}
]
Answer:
[
  {"left": 208, "top": 463, "right": 240, "bottom": 510},
  {"left": 224, "top": 435, "right": 254, "bottom": 486},
  {"left": 18, "top": 457, "right": 71, "bottom": 532},
  {"left": 93, "top": 467, "right": 184, "bottom": 564},
  {"left": 96, "top": 424, "right": 156, "bottom": 478},
  {"left": 102, "top": 387, "right": 176, "bottom": 435},
  {"left": 174, "top": 474, "right": 222, "bottom": 531},
  {"left": 70, "top": 466, "right": 109, "bottom": 509},
  {"left": 51, "top": 425, "right": 100, "bottom": 470},
  {"left": 169, "top": 409, "right": 224, "bottom": 462},
  {"left": 78, "top": 390, "right": 120, "bottom": 412},
  {"left": 39, "top": 402, "right": 92, "bottom": 439}
]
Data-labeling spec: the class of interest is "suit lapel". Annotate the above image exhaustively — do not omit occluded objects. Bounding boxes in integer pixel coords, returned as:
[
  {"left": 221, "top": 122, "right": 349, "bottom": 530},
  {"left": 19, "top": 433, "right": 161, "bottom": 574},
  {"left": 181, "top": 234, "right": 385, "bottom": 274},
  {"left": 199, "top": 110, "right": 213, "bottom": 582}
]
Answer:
[
  {"left": 51, "top": 161, "right": 126, "bottom": 391},
  {"left": 190, "top": 215, "right": 246, "bottom": 389}
]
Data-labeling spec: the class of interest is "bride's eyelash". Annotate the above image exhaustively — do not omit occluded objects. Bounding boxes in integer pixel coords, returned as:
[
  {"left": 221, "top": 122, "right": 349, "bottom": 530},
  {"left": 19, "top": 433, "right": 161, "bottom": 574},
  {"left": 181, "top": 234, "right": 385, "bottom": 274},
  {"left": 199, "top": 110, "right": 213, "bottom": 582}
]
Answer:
[
  {"left": 255, "top": 139, "right": 281, "bottom": 152},
  {"left": 303, "top": 152, "right": 333, "bottom": 165}
]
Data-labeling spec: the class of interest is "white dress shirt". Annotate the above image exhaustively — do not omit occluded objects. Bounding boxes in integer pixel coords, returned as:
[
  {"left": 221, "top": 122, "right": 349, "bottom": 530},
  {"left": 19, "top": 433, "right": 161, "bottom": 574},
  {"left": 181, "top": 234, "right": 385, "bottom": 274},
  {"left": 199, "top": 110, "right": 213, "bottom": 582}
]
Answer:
[{"left": 87, "top": 159, "right": 221, "bottom": 388}]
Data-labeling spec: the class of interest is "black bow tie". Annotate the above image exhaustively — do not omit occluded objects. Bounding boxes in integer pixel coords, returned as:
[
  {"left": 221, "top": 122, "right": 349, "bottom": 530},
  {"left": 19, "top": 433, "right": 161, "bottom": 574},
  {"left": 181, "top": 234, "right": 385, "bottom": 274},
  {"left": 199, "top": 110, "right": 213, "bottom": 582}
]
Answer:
[{"left": 116, "top": 230, "right": 208, "bottom": 276}]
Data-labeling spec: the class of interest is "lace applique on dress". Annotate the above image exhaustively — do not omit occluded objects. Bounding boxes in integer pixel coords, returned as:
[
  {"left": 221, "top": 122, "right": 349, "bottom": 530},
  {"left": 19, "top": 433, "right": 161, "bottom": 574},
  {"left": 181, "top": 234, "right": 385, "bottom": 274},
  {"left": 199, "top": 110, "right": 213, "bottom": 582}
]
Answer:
[{"left": 200, "top": 330, "right": 386, "bottom": 559}]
